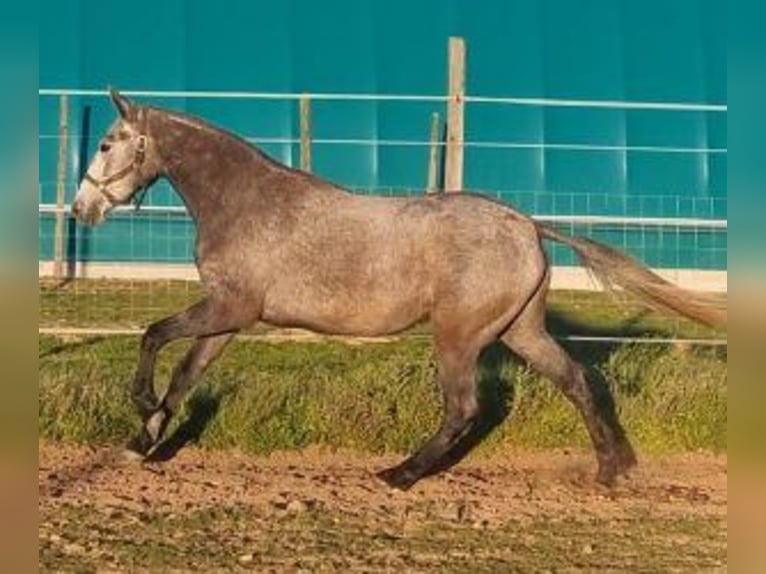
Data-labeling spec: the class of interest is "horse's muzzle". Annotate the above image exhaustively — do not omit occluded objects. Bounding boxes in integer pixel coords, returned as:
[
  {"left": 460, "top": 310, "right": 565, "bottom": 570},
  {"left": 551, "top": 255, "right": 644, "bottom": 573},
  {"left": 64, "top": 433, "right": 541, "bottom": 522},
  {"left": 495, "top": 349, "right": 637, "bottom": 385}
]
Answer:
[{"left": 71, "top": 196, "right": 105, "bottom": 226}]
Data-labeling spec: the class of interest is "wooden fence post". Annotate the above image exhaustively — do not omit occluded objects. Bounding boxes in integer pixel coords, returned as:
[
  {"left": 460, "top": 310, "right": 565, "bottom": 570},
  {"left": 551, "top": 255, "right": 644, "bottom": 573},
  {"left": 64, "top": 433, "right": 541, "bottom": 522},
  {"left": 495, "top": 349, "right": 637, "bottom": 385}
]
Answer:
[
  {"left": 445, "top": 36, "right": 465, "bottom": 193},
  {"left": 53, "top": 94, "right": 69, "bottom": 280},
  {"left": 426, "top": 112, "right": 441, "bottom": 194},
  {"left": 300, "top": 95, "right": 312, "bottom": 172}
]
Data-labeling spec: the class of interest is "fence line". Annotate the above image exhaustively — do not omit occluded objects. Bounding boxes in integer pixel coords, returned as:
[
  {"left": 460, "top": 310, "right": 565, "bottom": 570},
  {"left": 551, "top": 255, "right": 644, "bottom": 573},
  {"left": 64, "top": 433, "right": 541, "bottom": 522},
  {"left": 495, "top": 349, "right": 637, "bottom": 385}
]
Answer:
[
  {"left": 36, "top": 203, "right": 728, "bottom": 229},
  {"left": 36, "top": 326, "right": 727, "bottom": 346},
  {"left": 465, "top": 95, "right": 727, "bottom": 112},
  {"left": 38, "top": 88, "right": 727, "bottom": 113}
]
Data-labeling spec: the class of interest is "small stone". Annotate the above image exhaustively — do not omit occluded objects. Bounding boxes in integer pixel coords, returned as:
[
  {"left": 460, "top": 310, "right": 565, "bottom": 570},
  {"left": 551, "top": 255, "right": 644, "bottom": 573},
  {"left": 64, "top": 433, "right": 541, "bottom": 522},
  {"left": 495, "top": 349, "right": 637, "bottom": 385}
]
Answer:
[
  {"left": 238, "top": 553, "right": 254, "bottom": 564},
  {"left": 582, "top": 543, "right": 594, "bottom": 555},
  {"left": 49, "top": 533, "right": 62, "bottom": 543}
]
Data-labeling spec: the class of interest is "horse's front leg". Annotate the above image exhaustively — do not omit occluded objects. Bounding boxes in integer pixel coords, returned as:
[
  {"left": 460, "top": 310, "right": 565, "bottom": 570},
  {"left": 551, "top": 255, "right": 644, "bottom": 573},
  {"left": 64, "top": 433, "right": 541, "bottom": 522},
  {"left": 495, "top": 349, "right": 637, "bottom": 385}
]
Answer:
[
  {"left": 129, "top": 333, "right": 234, "bottom": 455},
  {"left": 128, "top": 296, "right": 258, "bottom": 456}
]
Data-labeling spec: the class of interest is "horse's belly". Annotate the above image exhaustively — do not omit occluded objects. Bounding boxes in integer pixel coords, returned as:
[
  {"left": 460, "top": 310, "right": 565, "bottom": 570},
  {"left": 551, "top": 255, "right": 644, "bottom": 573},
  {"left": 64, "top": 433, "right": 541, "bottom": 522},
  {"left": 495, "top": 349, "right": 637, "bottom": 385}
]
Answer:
[{"left": 261, "top": 287, "right": 427, "bottom": 337}]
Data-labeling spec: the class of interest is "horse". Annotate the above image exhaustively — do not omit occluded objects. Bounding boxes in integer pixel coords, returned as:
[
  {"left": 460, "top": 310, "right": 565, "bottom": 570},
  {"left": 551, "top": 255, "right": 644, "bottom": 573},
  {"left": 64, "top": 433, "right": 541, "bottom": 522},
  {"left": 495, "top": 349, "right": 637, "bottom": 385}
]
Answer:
[{"left": 72, "top": 89, "right": 726, "bottom": 490}]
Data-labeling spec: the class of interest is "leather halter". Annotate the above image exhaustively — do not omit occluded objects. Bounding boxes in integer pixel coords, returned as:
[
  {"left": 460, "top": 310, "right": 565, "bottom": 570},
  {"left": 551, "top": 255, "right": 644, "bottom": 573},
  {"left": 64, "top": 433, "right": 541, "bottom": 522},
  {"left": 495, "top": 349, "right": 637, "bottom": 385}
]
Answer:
[{"left": 83, "top": 112, "right": 149, "bottom": 206}]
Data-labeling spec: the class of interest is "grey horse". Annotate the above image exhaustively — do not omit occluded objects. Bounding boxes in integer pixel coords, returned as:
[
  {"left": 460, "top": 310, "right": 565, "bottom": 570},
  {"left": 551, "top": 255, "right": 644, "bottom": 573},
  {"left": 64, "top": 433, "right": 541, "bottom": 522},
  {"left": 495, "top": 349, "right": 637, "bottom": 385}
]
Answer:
[{"left": 72, "top": 90, "right": 725, "bottom": 489}]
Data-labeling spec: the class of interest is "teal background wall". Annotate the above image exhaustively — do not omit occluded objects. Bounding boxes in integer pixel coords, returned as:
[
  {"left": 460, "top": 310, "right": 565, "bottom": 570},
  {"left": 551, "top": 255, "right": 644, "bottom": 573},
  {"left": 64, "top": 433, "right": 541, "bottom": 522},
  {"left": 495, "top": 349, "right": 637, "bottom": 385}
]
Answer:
[{"left": 39, "top": 0, "right": 726, "bottom": 270}]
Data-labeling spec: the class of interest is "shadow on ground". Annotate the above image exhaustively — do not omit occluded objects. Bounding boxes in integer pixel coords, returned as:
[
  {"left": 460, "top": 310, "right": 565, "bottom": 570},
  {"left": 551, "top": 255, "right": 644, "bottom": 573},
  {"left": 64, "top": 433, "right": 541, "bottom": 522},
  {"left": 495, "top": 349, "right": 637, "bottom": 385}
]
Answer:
[
  {"left": 39, "top": 336, "right": 106, "bottom": 359},
  {"left": 147, "top": 388, "right": 229, "bottom": 463}
]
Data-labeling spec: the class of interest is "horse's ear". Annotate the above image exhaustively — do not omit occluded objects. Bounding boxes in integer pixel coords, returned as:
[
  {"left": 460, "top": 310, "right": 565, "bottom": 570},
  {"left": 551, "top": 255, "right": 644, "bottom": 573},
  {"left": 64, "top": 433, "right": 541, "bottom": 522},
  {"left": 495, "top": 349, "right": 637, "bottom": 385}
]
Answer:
[{"left": 109, "top": 87, "right": 135, "bottom": 121}]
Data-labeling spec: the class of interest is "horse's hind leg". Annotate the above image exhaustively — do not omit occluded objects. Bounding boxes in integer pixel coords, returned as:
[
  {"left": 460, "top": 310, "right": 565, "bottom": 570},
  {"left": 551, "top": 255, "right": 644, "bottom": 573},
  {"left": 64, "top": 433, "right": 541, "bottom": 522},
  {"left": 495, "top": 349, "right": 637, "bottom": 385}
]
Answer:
[
  {"left": 377, "top": 342, "right": 481, "bottom": 490},
  {"left": 501, "top": 287, "right": 636, "bottom": 484},
  {"left": 129, "top": 333, "right": 233, "bottom": 455}
]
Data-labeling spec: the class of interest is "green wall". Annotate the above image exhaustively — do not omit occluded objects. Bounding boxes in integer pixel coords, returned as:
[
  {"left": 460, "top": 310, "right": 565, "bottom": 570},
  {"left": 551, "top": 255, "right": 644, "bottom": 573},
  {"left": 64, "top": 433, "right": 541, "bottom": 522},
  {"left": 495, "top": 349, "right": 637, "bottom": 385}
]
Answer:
[{"left": 39, "top": 0, "right": 726, "bottom": 269}]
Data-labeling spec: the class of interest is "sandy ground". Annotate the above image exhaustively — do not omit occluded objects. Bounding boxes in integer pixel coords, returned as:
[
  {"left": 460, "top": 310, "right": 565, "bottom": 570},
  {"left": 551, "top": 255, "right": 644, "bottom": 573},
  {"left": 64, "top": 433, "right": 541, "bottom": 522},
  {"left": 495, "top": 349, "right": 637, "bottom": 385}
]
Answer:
[{"left": 39, "top": 441, "right": 727, "bottom": 571}]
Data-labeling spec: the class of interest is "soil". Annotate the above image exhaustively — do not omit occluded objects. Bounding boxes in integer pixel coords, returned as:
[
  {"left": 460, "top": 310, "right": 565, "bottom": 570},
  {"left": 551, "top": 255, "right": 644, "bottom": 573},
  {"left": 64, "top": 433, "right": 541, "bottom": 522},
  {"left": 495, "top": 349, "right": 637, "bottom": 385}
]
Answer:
[{"left": 39, "top": 441, "right": 727, "bottom": 572}]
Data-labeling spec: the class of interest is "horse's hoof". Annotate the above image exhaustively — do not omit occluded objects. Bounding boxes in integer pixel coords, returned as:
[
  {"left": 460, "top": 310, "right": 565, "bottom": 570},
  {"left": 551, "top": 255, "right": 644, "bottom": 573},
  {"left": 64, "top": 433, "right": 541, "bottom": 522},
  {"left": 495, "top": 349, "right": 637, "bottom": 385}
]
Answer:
[
  {"left": 124, "top": 428, "right": 156, "bottom": 458},
  {"left": 595, "top": 467, "right": 617, "bottom": 487},
  {"left": 376, "top": 466, "right": 419, "bottom": 491},
  {"left": 596, "top": 445, "right": 638, "bottom": 486},
  {"left": 616, "top": 443, "right": 638, "bottom": 474}
]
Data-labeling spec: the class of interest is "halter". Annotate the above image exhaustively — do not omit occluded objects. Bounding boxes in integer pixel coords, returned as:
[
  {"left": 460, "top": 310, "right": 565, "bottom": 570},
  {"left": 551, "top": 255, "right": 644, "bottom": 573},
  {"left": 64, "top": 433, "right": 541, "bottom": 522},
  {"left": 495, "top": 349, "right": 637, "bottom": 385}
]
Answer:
[{"left": 83, "top": 111, "right": 150, "bottom": 208}]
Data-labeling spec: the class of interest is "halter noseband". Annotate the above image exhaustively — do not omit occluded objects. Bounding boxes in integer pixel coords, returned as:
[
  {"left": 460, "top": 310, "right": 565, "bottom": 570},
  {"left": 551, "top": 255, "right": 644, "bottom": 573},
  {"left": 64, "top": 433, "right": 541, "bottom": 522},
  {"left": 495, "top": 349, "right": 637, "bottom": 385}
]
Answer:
[{"left": 83, "top": 113, "right": 149, "bottom": 207}]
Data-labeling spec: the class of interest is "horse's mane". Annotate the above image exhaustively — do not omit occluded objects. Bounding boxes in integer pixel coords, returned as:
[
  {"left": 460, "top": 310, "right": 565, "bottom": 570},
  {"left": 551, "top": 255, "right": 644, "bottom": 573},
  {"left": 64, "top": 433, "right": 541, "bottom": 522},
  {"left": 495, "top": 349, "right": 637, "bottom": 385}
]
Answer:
[{"left": 146, "top": 105, "right": 288, "bottom": 171}]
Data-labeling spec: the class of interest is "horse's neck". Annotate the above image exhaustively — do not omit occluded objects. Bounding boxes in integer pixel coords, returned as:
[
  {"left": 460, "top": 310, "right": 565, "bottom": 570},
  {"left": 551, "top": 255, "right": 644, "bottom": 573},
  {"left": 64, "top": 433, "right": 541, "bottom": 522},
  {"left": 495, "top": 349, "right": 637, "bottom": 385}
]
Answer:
[{"left": 153, "top": 111, "right": 276, "bottom": 223}]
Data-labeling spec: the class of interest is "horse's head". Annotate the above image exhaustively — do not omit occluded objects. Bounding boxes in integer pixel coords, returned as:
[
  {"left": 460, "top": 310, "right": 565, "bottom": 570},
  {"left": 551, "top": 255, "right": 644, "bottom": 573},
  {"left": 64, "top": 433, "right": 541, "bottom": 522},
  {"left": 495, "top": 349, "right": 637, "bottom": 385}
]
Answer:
[{"left": 72, "top": 89, "right": 162, "bottom": 225}]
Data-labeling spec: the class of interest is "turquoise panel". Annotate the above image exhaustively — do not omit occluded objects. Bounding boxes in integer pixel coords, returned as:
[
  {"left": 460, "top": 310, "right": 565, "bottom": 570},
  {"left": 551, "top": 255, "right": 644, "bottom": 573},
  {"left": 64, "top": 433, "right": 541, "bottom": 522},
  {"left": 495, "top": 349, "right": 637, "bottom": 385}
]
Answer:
[
  {"left": 184, "top": 1, "right": 291, "bottom": 91},
  {"left": 622, "top": 0, "right": 707, "bottom": 103},
  {"left": 546, "top": 149, "right": 626, "bottom": 195},
  {"left": 371, "top": 0, "right": 454, "bottom": 95},
  {"left": 628, "top": 153, "right": 707, "bottom": 199},
  {"left": 540, "top": 0, "right": 625, "bottom": 101},
  {"left": 467, "top": 148, "right": 545, "bottom": 194},
  {"left": 458, "top": 1, "right": 544, "bottom": 97}
]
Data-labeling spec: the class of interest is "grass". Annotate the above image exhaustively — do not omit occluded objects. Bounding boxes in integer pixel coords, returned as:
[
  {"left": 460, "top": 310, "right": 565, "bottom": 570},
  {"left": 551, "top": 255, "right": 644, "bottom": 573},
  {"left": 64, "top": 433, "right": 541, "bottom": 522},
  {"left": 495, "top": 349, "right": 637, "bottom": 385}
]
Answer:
[
  {"left": 39, "top": 334, "right": 727, "bottom": 456},
  {"left": 39, "top": 278, "right": 727, "bottom": 455},
  {"left": 39, "top": 502, "right": 726, "bottom": 572}
]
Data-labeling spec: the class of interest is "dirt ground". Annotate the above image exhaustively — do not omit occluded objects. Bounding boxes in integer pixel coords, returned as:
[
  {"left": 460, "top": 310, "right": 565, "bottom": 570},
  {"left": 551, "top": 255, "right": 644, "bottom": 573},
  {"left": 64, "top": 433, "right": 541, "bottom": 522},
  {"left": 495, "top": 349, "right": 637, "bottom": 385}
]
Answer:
[{"left": 39, "top": 441, "right": 727, "bottom": 572}]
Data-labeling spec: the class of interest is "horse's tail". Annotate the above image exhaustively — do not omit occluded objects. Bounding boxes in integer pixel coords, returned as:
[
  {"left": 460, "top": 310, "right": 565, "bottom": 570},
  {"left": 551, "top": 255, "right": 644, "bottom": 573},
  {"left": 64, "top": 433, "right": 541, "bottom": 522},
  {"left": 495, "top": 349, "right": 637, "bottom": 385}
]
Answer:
[{"left": 535, "top": 222, "right": 727, "bottom": 328}]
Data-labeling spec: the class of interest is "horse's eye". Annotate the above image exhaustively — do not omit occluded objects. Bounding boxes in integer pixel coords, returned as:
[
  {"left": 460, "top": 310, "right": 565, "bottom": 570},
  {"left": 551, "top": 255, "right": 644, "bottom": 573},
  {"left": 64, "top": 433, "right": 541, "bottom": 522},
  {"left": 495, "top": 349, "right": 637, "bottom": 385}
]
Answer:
[{"left": 100, "top": 142, "right": 111, "bottom": 153}]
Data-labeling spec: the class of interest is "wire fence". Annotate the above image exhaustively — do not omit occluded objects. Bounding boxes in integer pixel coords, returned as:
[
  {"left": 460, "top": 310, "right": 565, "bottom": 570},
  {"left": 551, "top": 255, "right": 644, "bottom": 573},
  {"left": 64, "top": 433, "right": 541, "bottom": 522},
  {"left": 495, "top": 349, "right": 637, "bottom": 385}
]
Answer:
[{"left": 38, "top": 87, "right": 728, "bottom": 111}]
